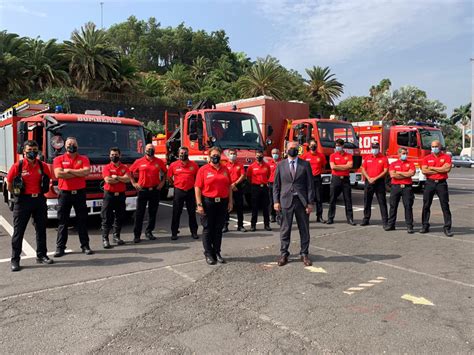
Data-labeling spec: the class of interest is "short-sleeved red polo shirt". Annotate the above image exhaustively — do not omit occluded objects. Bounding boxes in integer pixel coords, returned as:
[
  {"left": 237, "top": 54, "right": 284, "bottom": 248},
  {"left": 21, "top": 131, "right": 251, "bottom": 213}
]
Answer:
[
  {"left": 330, "top": 151, "right": 353, "bottom": 177},
  {"left": 247, "top": 161, "right": 270, "bottom": 185},
  {"left": 167, "top": 160, "right": 199, "bottom": 191},
  {"left": 301, "top": 151, "right": 327, "bottom": 176},
  {"left": 53, "top": 153, "right": 90, "bottom": 190},
  {"left": 7, "top": 159, "right": 52, "bottom": 194},
  {"left": 389, "top": 160, "right": 415, "bottom": 185},
  {"left": 422, "top": 153, "right": 451, "bottom": 180},
  {"left": 103, "top": 162, "right": 129, "bottom": 193},
  {"left": 195, "top": 163, "right": 231, "bottom": 198},
  {"left": 362, "top": 154, "right": 389, "bottom": 178},
  {"left": 129, "top": 156, "right": 167, "bottom": 188}
]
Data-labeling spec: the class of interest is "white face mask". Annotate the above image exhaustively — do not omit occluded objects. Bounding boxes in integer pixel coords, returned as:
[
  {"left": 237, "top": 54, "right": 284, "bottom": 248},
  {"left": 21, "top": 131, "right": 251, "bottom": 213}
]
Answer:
[
  {"left": 272, "top": 154, "right": 279, "bottom": 160},
  {"left": 229, "top": 154, "right": 237, "bottom": 161}
]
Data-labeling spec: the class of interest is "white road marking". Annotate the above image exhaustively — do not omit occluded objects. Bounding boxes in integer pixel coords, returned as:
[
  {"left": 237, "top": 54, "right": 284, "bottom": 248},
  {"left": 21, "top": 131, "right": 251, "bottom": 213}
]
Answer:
[
  {"left": 165, "top": 265, "right": 196, "bottom": 282},
  {"left": 348, "top": 287, "right": 364, "bottom": 291},
  {"left": 0, "top": 215, "right": 39, "bottom": 258},
  {"left": 359, "top": 283, "right": 375, "bottom": 287},
  {"left": 0, "top": 249, "right": 73, "bottom": 264}
]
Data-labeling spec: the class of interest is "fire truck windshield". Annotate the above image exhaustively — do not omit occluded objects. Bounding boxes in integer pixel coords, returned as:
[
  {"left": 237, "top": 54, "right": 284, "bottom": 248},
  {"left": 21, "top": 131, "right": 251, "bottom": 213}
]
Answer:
[
  {"left": 206, "top": 112, "right": 263, "bottom": 150},
  {"left": 419, "top": 128, "right": 445, "bottom": 150},
  {"left": 317, "top": 121, "right": 359, "bottom": 148},
  {"left": 46, "top": 122, "right": 146, "bottom": 164}
]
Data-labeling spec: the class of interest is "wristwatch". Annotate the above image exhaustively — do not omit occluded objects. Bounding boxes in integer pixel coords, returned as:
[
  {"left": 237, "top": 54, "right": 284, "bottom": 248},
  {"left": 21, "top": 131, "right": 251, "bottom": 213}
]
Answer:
[{"left": 197, "top": 203, "right": 203, "bottom": 207}]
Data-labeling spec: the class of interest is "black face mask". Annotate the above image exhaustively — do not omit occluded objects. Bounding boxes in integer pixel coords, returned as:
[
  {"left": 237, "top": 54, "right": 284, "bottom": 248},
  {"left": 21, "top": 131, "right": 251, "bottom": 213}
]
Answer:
[
  {"left": 146, "top": 149, "right": 154, "bottom": 157},
  {"left": 110, "top": 156, "right": 120, "bottom": 163},
  {"left": 210, "top": 155, "right": 220, "bottom": 164},
  {"left": 309, "top": 145, "right": 317, "bottom": 151},
  {"left": 179, "top": 154, "right": 188, "bottom": 161},
  {"left": 66, "top": 145, "right": 77, "bottom": 153},
  {"left": 26, "top": 151, "right": 38, "bottom": 160},
  {"left": 256, "top": 156, "right": 264, "bottom": 162},
  {"left": 287, "top": 148, "right": 298, "bottom": 157}
]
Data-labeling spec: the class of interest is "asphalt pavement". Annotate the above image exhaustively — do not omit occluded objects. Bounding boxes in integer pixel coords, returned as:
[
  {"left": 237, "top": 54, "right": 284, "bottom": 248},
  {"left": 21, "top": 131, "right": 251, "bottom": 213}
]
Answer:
[{"left": 0, "top": 169, "right": 473, "bottom": 354}]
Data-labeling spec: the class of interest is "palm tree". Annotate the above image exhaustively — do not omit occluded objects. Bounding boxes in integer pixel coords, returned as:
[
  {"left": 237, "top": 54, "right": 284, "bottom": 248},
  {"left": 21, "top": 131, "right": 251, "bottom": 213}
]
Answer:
[
  {"left": 191, "top": 56, "right": 211, "bottom": 80},
  {"left": 0, "top": 31, "right": 29, "bottom": 96},
  {"left": 137, "top": 72, "right": 163, "bottom": 97},
  {"left": 238, "top": 56, "right": 286, "bottom": 100},
  {"left": 451, "top": 103, "right": 471, "bottom": 150},
  {"left": 24, "top": 38, "right": 70, "bottom": 91},
  {"left": 63, "top": 22, "right": 119, "bottom": 92},
  {"left": 305, "top": 66, "right": 344, "bottom": 106},
  {"left": 163, "top": 63, "right": 190, "bottom": 94}
]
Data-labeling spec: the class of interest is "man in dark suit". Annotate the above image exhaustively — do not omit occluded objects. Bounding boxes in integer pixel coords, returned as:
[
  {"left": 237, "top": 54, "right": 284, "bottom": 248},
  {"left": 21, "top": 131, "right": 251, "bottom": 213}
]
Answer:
[{"left": 273, "top": 142, "right": 315, "bottom": 267}]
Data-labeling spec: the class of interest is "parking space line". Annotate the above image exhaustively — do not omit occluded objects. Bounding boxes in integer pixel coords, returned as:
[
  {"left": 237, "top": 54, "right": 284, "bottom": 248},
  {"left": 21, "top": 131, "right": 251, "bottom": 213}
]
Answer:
[
  {"left": 309, "top": 245, "right": 474, "bottom": 288},
  {"left": 165, "top": 265, "right": 196, "bottom": 283},
  {"left": 0, "top": 215, "right": 36, "bottom": 257}
]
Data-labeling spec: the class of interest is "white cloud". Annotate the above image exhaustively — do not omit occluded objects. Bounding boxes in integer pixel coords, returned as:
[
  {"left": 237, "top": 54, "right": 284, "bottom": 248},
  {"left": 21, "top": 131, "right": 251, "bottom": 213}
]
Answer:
[{"left": 257, "top": 0, "right": 471, "bottom": 70}]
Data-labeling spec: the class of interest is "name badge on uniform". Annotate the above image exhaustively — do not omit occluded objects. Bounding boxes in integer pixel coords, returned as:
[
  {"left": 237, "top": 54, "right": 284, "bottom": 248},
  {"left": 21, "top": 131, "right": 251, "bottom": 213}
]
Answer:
[
  {"left": 440, "top": 159, "right": 445, "bottom": 163},
  {"left": 378, "top": 160, "right": 382, "bottom": 163},
  {"left": 190, "top": 166, "right": 194, "bottom": 171}
]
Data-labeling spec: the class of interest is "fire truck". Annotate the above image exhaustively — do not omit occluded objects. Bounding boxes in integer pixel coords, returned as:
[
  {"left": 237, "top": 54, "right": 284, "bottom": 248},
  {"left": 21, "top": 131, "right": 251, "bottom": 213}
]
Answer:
[
  {"left": 0, "top": 99, "right": 149, "bottom": 218},
  {"left": 352, "top": 120, "right": 446, "bottom": 189}
]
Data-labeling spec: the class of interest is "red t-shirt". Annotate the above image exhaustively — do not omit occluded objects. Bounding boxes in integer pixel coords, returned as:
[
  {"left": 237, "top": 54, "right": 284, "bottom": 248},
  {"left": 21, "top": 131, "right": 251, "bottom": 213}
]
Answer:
[
  {"left": 247, "top": 161, "right": 270, "bottom": 185},
  {"left": 389, "top": 160, "right": 415, "bottom": 185},
  {"left": 362, "top": 154, "right": 389, "bottom": 178},
  {"left": 102, "top": 162, "right": 129, "bottom": 193},
  {"left": 195, "top": 163, "right": 231, "bottom": 198},
  {"left": 129, "top": 156, "right": 167, "bottom": 188},
  {"left": 301, "top": 151, "right": 327, "bottom": 176},
  {"left": 167, "top": 160, "right": 199, "bottom": 190},
  {"left": 7, "top": 159, "right": 52, "bottom": 195},
  {"left": 225, "top": 161, "right": 245, "bottom": 184},
  {"left": 330, "top": 151, "right": 353, "bottom": 177},
  {"left": 267, "top": 158, "right": 279, "bottom": 183},
  {"left": 422, "top": 153, "right": 451, "bottom": 180},
  {"left": 53, "top": 153, "right": 90, "bottom": 191}
]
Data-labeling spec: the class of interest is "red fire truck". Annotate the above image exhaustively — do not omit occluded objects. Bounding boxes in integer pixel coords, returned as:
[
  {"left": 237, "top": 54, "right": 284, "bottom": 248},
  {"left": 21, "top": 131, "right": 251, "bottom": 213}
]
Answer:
[
  {"left": 0, "top": 99, "right": 149, "bottom": 218},
  {"left": 352, "top": 120, "right": 446, "bottom": 188}
]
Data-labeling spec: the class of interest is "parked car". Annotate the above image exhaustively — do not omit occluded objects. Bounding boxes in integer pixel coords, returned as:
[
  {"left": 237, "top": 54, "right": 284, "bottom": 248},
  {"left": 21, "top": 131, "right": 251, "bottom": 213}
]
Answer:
[{"left": 452, "top": 155, "right": 474, "bottom": 168}]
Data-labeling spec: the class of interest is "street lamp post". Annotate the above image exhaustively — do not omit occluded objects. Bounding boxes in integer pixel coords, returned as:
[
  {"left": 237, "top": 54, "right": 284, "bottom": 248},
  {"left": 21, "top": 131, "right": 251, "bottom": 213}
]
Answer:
[
  {"left": 100, "top": 2, "right": 104, "bottom": 29},
  {"left": 471, "top": 58, "right": 473, "bottom": 157}
]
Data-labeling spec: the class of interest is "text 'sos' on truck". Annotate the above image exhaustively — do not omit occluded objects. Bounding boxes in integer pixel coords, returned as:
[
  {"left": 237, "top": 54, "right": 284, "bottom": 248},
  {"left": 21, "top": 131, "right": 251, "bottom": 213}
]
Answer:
[
  {"left": 0, "top": 99, "right": 148, "bottom": 218},
  {"left": 217, "top": 96, "right": 363, "bottom": 194},
  {"left": 352, "top": 120, "right": 446, "bottom": 189}
]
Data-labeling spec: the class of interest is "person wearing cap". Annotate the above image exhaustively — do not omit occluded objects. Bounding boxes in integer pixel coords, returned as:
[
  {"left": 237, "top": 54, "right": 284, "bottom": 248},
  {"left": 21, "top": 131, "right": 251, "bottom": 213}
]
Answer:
[
  {"left": 129, "top": 143, "right": 167, "bottom": 243},
  {"left": 167, "top": 147, "right": 199, "bottom": 240},
  {"left": 360, "top": 142, "right": 389, "bottom": 227},
  {"left": 195, "top": 147, "right": 233, "bottom": 265},
  {"left": 327, "top": 139, "right": 355, "bottom": 225},
  {"left": 385, "top": 147, "right": 415, "bottom": 233},
  {"left": 7, "top": 140, "right": 53, "bottom": 272},
  {"left": 53, "top": 137, "right": 93, "bottom": 257},
  {"left": 267, "top": 148, "right": 281, "bottom": 224},
  {"left": 301, "top": 139, "right": 327, "bottom": 223},
  {"left": 100, "top": 147, "right": 130, "bottom": 248},
  {"left": 420, "top": 140, "right": 453, "bottom": 237},
  {"left": 223, "top": 148, "right": 246, "bottom": 233},
  {"left": 247, "top": 150, "right": 271, "bottom": 232}
]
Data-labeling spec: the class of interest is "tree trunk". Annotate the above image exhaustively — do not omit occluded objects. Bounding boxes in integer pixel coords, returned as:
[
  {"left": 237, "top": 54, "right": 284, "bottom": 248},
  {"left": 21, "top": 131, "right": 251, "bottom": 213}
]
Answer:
[{"left": 462, "top": 125, "right": 465, "bottom": 150}]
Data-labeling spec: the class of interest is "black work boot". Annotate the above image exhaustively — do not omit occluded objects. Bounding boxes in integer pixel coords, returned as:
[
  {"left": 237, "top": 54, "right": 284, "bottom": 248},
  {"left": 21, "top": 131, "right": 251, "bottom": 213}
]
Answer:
[
  {"left": 113, "top": 232, "right": 125, "bottom": 245},
  {"left": 102, "top": 230, "right": 112, "bottom": 249}
]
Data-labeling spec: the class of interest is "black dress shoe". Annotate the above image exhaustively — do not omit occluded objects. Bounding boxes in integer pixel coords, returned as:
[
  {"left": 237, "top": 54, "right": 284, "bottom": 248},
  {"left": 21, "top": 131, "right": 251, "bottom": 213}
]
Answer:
[
  {"left": 237, "top": 226, "right": 247, "bottom": 232},
  {"left": 360, "top": 221, "right": 370, "bottom": 226},
  {"left": 443, "top": 228, "right": 454, "bottom": 237},
  {"left": 326, "top": 219, "right": 334, "bottom": 225},
  {"left": 384, "top": 225, "right": 395, "bottom": 231},
  {"left": 222, "top": 224, "right": 229, "bottom": 233},
  {"left": 216, "top": 254, "right": 226, "bottom": 264},
  {"left": 270, "top": 217, "right": 276, "bottom": 223},
  {"left": 113, "top": 236, "right": 125, "bottom": 245},
  {"left": 407, "top": 226, "right": 415, "bottom": 234},
  {"left": 145, "top": 232, "right": 156, "bottom": 240},
  {"left": 54, "top": 248, "right": 65, "bottom": 257},
  {"left": 264, "top": 225, "right": 272, "bottom": 231},
  {"left": 11, "top": 260, "right": 21, "bottom": 272},
  {"left": 347, "top": 219, "right": 356, "bottom": 226},
  {"left": 205, "top": 256, "right": 217, "bottom": 265},
  {"left": 133, "top": 238, "right": 141, "bottom": 243},
  {"left": 191, "top": 233, "right": 199, "bottom": 239},
  {"left": 316, "top": 216, "right": 327, "bottom": 223},
  {"left": 36, "top": 256, "right": 54, "bottom": 265},
  {"left": 82, "top": 247, "right": 94, "bottom": 255},
  {"left": 250, "top": 226, "right": 257, "bottom": 232},
  {"left": 419, "top": 227, "right": 429, "bottom": 234},
  {"left": 171, "top": 234, "right": 179, "bottom": 240},
  {"left": 102, "top": 238, "right": 112, "bottom": 249}
]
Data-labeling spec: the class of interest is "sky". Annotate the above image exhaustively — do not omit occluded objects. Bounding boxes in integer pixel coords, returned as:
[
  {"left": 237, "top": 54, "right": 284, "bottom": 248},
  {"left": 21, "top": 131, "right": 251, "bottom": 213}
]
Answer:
[{"left": 0, "top": 0, "right": 472, "bottom": 114}]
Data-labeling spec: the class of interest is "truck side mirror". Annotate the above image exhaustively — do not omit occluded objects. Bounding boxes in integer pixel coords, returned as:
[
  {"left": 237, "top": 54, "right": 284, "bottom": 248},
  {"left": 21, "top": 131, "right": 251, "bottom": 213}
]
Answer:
[
  {"left": 265, "top": 138, "right": 272, "bottom": 146},
  {"left": 189, "top": 119, "right": 197, "bottom": 134},
  {"left": 17, "top": 121, "right": 27, "bottom": 154},
  {"left": 267, "top": 125, "right": 274, "bottom": 137},
  {"left": 145, "top": 131, "right": 153, "bottom": 144}
]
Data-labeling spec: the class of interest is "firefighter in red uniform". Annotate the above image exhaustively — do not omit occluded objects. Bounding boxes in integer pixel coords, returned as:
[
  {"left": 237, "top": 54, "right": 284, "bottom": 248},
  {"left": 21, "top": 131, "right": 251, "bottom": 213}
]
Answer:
[
  {"left": 100, "top": 147, "right": 130, "bottom": 248},
  {"left": 167, "top": 147, "right": 199, "bottom": 240},
  {"left": 301, "top": 139, "right": 327, "bottom": 223},
  {"left": 129, "top": 143, "right": 167, "bottom": 243},
  {"left": 247, "top": 150, "right": 271, "bottom": 232},
  {"left": 421, "top": 140, "right": 453, "bottom": 237},
  {"left": 53, "top": 137, "right": 93, "bottom": 256},
  {"left": 223, "top": 148, "right": 246, "bottom": 233},
  {"left": 195, "top": 147, "right": 233, "bottom": 265},
  {"left": 268, "top": 148, "right": 281, "bottom": 224},
  {"left": 360, "top": 142, "right": 389, "bottom": 227},
  {"left": 385, "top": 147, "right": 415, "bottom": 233},
  {"left": 327, "top": 139, "right": 355, "bottom": 225},
  {"left": 7, "top": 140, "right": 53, "bottom": 272}
]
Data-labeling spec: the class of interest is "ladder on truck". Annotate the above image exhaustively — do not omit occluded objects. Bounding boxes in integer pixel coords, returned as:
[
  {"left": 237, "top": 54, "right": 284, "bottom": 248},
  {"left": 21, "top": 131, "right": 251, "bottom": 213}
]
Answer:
[{"left": 0, "top": 99, "right": 50, "bottom": 121}]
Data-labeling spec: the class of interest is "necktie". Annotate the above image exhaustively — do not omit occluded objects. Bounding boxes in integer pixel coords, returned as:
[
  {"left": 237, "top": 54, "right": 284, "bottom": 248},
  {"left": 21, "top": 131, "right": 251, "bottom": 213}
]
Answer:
[{"left": 290, "top": 160, "right": 296, "bottom": 179}]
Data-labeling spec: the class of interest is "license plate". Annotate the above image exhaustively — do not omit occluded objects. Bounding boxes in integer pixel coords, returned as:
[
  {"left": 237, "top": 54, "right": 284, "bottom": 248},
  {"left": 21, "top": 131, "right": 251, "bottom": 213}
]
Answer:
[
  {"left": 91, "top": 200, "right": 103, "bottom": 208},
  {"left": 345, "top": 149, "right": 354, "bottom": 154}
]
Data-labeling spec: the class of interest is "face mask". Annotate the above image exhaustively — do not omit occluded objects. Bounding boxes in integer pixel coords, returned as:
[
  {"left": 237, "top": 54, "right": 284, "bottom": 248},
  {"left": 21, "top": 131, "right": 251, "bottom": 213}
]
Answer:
[
  {"left": 146, "top": 149, "right": 154, "bottom": 157},
  {"left": 110, "top": 156, "right": 120, "bottom": 163},
  {"left": 26, "top": 151, "right": 38, "bottom": 160},
  {"left": 229, "top": 154, "right": 237, "bottom": 161},
  {"left": 210, "top": 155, "right": 220, "bottom": 164},
  {"left": 371, "top": 149, "right": 379, "bottom": 155},
  {"left": 431, "top": 147, "right": 440, "bottom": 154},
  {"left": 272, "top": 154, "right": 279, "bottom": 160},
  {"left": 309, "top": 145, "right": 317, "bottom": 152},
  {"left": 287, "top": 148, "right": 298, "bottom": 158},
  {"left": 335, "top": 146, "right": 343, "bottom": 152},
  {"left": 256, "top": 156, "right": 264, "bottom": 162},
  {"left": 179, "top": 153, "right": 188, "bottom": 161},
  {"left": 66, "top": 145, "right": 77, "bottom": 153},
  {"left": 400, "top": 154, "right": 407, "bottom": 161}
]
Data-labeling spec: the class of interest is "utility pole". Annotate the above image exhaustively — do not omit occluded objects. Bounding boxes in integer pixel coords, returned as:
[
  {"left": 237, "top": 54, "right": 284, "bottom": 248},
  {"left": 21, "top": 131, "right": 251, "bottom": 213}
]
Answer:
[
  {"left": 100, "top": 2, "right": 104, "bottom": 29},
  {"left": 471, "top": 58, "right": 473, "bottom": 157}
]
